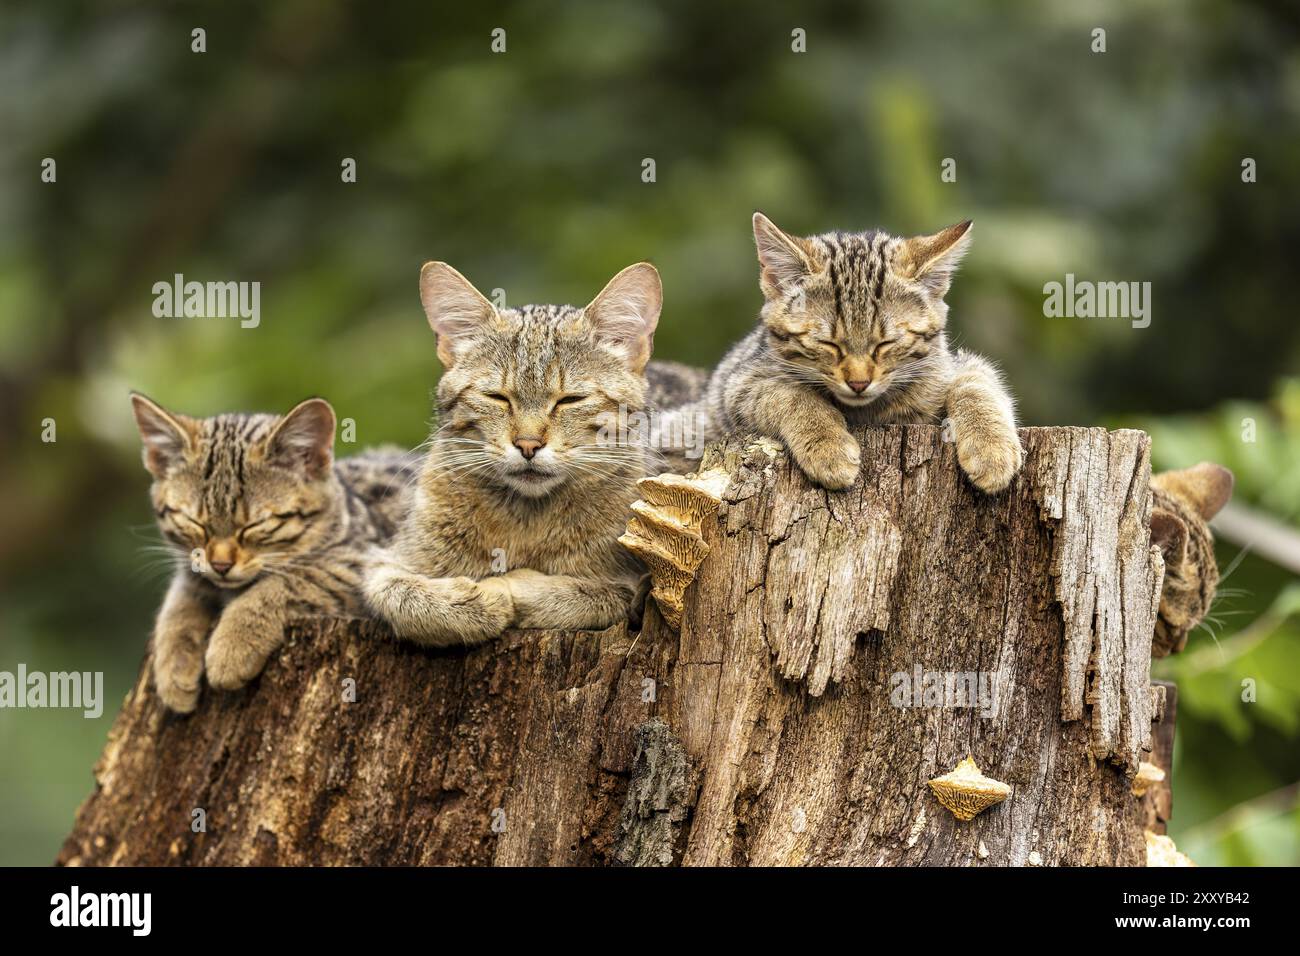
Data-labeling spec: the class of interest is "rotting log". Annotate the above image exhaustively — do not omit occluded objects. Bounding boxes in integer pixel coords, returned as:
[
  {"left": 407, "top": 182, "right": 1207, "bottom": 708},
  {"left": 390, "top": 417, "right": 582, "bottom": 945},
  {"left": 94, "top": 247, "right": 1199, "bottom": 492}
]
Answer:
[{"left": 60, "top": 425, "right": 1166, "bottom": 867}]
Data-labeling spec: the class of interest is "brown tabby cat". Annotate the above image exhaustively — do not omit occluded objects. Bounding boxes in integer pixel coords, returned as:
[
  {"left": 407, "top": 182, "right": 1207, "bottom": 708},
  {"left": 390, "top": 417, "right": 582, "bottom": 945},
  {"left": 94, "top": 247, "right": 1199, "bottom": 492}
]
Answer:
[
  {"left": 132, "top": 394, "right": 414, "bottom": 712},
  {"left": 1149, "top": 461, "right": 1234, "bottom": 656},
  {"left": 660, "top": 213, "right": 1022, "bottom": 492},
  {"left": 362, "top": 261, "right": 660, "bottom": 645}
]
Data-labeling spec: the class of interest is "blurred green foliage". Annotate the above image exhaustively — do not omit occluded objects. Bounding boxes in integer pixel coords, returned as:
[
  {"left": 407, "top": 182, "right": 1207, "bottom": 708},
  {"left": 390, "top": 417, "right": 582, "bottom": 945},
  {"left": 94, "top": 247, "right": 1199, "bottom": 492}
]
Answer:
[
  {"left": 1134, "top": 380, "right": 1300, "bottom": 865},
  {"left": 1, "top": 0, "right": 1297, "bottom": 865}
]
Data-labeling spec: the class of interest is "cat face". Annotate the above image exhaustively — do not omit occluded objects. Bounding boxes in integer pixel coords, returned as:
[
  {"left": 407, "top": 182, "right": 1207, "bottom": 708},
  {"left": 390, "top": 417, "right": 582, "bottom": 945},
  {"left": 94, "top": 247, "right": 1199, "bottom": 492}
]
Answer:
[
  {"left": 751, "top": 213, "right": 971, "bottom": 408},
  {"left": 421, "top": 262, "right": 660, "bottom": 499},
  {"left": 1149, "top": 462, "right": 1234, "bottom": 656},
  {"left": 131, "top": 394, "right": 340, "bottom": 589}
]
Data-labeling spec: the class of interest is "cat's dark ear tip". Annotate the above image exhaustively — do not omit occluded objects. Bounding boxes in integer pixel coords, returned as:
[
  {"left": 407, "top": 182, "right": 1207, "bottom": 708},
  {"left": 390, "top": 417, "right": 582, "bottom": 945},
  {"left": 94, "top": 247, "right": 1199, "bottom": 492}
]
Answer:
[
  {"left": 419, "top": 261, "right": 457, "bottom": 290},
  {"left": 625, "top": 261, "right": 662, "bottom": 289},
  {"left": 1195, "top": 461, "right": 1235, "bottom": 516},
  {"left": 752, "top": 211, "right": 790, "bottom": 243},
  {"left": 1198, "top": 460, "right": 1234, "bottom": 484},
  {"left": 291, "top": 396, "right": 336, "bottom": 418},
  {"left": 128, "top": 391, "right": 164, "bottom": 417}
]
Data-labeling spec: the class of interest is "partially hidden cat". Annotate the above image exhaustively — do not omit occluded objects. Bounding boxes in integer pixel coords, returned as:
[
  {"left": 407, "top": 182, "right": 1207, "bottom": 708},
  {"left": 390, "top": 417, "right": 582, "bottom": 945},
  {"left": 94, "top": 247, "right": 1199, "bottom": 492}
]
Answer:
[
  {"left": 659, "top": 213, "right": 1023, "bottom": 493},
  {"left": 131, "top": 393, "right": 415, "bottom": 712},
  {"left": 1149, "top": 461, "right": 1234, "bottom": 656},
  {"left": 361, "top": 260, "right": 661, "bottom": 646}
]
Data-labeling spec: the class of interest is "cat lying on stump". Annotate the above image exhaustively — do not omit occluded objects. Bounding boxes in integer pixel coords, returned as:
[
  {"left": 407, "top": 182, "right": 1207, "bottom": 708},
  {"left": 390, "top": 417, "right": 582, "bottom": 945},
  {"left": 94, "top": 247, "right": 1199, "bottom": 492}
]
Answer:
[{"left": 127, "top": 213, "right": 1232, "bottom": 715}]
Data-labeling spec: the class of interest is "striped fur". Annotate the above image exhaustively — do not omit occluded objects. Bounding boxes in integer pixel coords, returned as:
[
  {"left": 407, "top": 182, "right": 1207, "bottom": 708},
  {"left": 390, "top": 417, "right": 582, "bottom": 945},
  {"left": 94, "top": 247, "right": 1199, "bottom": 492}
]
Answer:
[
  {"left": 131, "top": 393, "right": 416, "bottom": 713},
  {"left": 362, "top": 262, "right": 659, "bottom": 647},
  {"left": 645, "top": 359, "right": 710, "bottom": 410},
  {"left": 661, "top": 214, "right": 1023, "bottom": 492},
  {"left": 1150, "top": 463, "right": 1234, "bottom": 656}
]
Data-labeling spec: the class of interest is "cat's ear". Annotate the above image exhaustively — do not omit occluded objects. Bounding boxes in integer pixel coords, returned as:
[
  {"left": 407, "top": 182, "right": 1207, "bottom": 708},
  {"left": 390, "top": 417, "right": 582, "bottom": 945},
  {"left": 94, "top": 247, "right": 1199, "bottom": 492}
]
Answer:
[
  {"left": 130, "top": 392, "right": 195, "bottom": 478},
  {"left": 419, "top": 261, "right": 497, "bottom": 368},
  {"left": 584, "top": 262, "right": 662, "bottom": 374},
  {"left": 266, "top": 398, "right": 336, "bottom": 479},
  {"left": 1150, "top": 509, "right": 1189, "bottom": 570},
  {"left": 753, "top": 212, "right": 818, "bottom": 297},
  {"left": 1152, "top": 462, "right": 1234, "bottom": 521},
  {"left": 899, "top": 220, "right": 972, "bottom": 298}
]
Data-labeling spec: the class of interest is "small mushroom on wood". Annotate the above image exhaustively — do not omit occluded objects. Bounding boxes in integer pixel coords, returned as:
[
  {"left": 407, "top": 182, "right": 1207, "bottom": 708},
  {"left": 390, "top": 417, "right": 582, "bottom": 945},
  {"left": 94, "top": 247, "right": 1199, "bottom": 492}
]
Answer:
[
  {"left": 1131, "top": 761, "right": 1166, "bottom": 797},
  {"left": 1145, "top": 831, "right": 1195, "bottom": 867},
  {"left": 619, "top": 466, "right": 729, "bottom": 630},
  {"left": 928, "top": 756, "right": 1011, "bottom": 821}
]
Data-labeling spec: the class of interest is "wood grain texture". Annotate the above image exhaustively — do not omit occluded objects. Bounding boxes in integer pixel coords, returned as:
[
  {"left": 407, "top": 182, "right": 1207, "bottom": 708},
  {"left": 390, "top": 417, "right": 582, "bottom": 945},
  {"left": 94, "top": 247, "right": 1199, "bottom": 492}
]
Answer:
[
  {"left": 60, "top": 425, "right": 1161, "bottom": 867},
  {"left": 1142, "top": 681, "right": 1177, "bottom": 834}
]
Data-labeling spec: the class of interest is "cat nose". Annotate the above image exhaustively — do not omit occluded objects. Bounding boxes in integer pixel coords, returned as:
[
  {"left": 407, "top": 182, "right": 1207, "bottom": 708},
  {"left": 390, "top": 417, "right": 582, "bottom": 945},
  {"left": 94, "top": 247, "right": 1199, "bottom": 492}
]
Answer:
[
  {"left": 209, "top": 558, "right": 234, "bottom": 576},
  {"left": 847, "top": 379, "right": 871, "bottom": 394},
  {"left": 513, "top": 437, "right": 545, "bottom": 460}
]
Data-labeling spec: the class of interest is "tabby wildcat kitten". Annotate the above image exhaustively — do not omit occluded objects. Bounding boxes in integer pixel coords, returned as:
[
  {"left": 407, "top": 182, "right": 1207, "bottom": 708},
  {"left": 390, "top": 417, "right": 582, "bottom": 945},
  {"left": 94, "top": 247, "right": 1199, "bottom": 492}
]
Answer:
[
  {"left": 132, "top": 394, "right": 415, "bottom": 713},
  {"left": 663, "top": 213, "right": 1022, "bottom": 492},
  {"left": 1149, "top": 461, "right": 1234, "bottom": 656},
  {"left": 361, "top": 261, "right": 660, "bottom": 646}
]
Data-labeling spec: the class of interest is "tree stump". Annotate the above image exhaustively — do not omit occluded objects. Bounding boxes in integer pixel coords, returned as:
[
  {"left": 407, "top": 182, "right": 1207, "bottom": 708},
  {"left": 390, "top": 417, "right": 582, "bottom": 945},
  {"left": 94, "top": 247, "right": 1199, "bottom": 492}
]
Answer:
[{"left": 59, "top": 425, "right": 1163, "bottom": 866}]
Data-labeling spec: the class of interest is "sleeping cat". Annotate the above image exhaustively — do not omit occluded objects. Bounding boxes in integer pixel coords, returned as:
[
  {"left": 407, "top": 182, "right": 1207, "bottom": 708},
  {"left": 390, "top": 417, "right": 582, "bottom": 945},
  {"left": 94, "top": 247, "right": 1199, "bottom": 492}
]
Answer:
[
  {"left": 1149, "top": 461, "right": 1234, "bottom": 656},
  {"left": 660, "top": 213, "right": 1022, "bottom": 493},
  {"left": 361, "top": 260, "right": 660, "bottom": 645},
  {"left": 131, "top": 394, "right": 415, "bottom": 712}
]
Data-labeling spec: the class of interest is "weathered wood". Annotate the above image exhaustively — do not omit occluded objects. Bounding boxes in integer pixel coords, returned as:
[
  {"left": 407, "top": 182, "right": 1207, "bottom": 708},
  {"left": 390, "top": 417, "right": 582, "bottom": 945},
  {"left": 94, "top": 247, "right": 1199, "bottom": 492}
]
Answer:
[
  {"left": 60, "top": 425, "right": 1162, "bottom": 867},
  {"left": 1142, "top": 680, "right": 1178, "bottom": 835}
]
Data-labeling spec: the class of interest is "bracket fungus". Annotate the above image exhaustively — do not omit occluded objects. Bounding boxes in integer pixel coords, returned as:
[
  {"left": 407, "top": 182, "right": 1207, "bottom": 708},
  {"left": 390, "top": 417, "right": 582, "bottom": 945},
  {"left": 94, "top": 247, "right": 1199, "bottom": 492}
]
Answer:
[
  {"left": 619, "top": 465, "right": 729, "bottom": 630},
  {"left": 1145, "top": 831, "right": 1194, "bottom": 867},
  {"left": 1131, "top": 761, "right": 1166, "bottom": 797},
  {"left": 928, "top": 756, "right": 1011, "bottom": 821}
]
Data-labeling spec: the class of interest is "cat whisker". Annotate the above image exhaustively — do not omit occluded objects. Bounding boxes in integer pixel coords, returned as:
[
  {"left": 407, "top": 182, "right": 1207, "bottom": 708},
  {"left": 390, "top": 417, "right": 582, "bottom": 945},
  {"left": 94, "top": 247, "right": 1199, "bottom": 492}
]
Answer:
[
  {"left": 1193, "top": 619, "right": 1227, "bottom": 661},
  {"left": 1215, "top": 544, "right": 1255, "bottom": 586},
  {"left": 131, "top": 557, "right": 186, "bottom": 579},
  {"left": 377, "top": 447, "right": 433, "bottom": 497}
]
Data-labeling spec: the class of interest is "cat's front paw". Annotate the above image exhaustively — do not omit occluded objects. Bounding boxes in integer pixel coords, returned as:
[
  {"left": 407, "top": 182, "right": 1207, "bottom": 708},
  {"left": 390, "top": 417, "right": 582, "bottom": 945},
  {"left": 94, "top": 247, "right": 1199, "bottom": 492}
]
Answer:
[
  {"left": 205, "top": 612, "right": 280, "bottom": 691},
  {"left": 368, "top": 567, "right": 514, "bottom": 646},
  {"left": 956, "top": 425, "right": 1024, "bottom": 494},
  {"left": 153, "top": 625, "right": 205, "bottom": 714},
  {"left": 429, "top": 576, "right": 515, "bottom": 645},
  {"left": 792, "top": 430, "right": 861, "bottom": 490}
]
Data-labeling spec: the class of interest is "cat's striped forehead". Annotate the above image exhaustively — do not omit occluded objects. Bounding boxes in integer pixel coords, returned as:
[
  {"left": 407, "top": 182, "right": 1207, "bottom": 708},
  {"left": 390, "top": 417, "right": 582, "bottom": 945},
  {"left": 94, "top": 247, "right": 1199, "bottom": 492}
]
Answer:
[
  {"left": 803, "top": 230, "right": 904, "bottom": 332},
  {"left": 186, "top": 413, "right": 279, "bottom": 517},
  {"left": 473, "top": 303, "right": 603, "bottom": 392}
]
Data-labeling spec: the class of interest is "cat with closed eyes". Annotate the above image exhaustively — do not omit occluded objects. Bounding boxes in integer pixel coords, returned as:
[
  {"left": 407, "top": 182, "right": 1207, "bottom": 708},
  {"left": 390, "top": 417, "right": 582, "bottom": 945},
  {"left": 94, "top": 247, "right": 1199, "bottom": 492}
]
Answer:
[
  {"left": 661, "top": 213, "right": 1022, "bottom": 493},
  {"left": 131, "top": 394, "right": 415, "bottom": 712},
  {"left": 361, "top": 260, "right": 661, "bottom": 646}
]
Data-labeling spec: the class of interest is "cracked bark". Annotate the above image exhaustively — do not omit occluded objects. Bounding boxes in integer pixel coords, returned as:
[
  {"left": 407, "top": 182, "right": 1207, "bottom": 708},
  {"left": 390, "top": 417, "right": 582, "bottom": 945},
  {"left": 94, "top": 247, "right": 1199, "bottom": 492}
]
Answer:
[{"left": 60, "top": 425, "right": 1161, "bottom": 866}]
